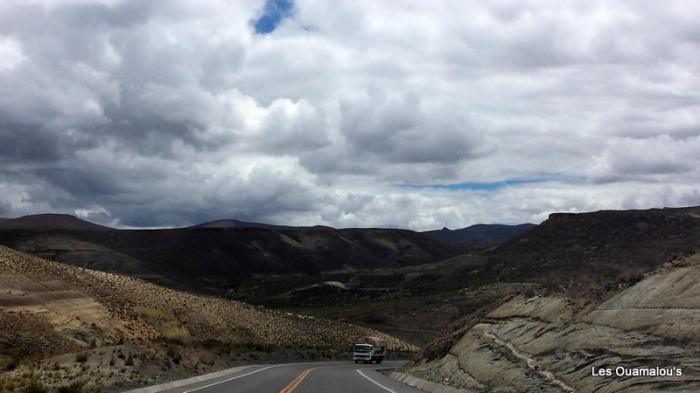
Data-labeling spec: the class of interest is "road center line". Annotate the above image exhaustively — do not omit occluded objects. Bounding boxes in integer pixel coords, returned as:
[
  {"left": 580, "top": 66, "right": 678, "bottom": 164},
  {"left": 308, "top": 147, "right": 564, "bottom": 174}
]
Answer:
[
  {"left": 356, "top": 369, "right": 396, "bottom": 393},
  {"left": 279, "top": 368, "right": 314, "bottom": 393},
  {"left": 183, "top": 364, "right": 284, "bottom": 393}
]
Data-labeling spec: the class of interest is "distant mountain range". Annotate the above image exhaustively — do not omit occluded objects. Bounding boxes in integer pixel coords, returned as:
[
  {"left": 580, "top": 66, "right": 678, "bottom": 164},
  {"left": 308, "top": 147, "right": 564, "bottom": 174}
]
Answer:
[
  {"left": 422, "top": 223, "right": 536, "bottom": 246},
  {"left": 189, "top": 218, "right": 334, "bottom": 231},
  {"left": 0, "top": 214, "right": 536, "bottom": 297},
  {"left": 0, "top": 213, "right": 535, "bottom": 242},
  {"left": 0, "top": 214, "right": 456, "bottom": 292}
]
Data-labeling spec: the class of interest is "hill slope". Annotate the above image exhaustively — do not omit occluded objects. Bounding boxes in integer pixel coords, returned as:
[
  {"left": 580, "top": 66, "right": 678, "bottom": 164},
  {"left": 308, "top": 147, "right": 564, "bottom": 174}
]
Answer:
[
  {"left": 0, "top": 245, "right": 413, "bottom": 391},
  {"left": 0, "top": 214, "right": 112, "bottom": 232}
]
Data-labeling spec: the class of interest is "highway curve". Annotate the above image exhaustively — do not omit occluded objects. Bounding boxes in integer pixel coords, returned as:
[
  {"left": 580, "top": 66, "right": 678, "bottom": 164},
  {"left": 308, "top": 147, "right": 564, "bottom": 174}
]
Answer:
[{"left": 152, "top": 360, "right": 425, "bottom": 393}]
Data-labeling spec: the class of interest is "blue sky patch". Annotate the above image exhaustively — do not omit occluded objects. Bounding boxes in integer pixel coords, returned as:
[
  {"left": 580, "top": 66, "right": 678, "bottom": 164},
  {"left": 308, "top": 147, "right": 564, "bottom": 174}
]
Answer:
[
  {"left": 253, "top": 0, "right": 294, "bottom": 34},
  {"left": 401, "top": 175, "right": 584, "bottom": 191}
]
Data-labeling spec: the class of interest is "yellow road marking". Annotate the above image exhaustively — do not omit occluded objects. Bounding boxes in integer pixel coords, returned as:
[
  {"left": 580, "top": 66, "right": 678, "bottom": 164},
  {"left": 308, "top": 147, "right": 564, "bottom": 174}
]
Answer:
[{"left": 279, "top": 368, "right": 314, "bottom": 393}]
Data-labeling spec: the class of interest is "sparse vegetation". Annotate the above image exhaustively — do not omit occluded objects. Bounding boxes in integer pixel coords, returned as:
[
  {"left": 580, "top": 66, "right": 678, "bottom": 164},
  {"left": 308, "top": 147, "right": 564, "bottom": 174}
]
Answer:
[
  {"left": 23, "top": 381, "right": 48, "bottom": 393},
  {"left": 57, "top": 382, "right": 83, "bottom": 393},
  {"left": 161, "top": 324, "right": 190, "bottom": 342}
]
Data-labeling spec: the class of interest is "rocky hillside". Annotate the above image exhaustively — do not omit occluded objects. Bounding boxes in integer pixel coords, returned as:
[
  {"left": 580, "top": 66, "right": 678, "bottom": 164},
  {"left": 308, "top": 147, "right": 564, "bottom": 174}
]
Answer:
[
  {"left": 0, "top": 246, "right": 413, "bottom": 391},
  {"left": 408, "top": 253, "right": 700, "bottom": 392}
]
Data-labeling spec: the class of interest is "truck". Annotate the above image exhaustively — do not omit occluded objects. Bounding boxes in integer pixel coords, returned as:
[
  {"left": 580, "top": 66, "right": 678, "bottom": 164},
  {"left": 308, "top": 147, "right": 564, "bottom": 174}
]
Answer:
[{"left": 352, "top": 336, "right": 386, "bottom": 364}]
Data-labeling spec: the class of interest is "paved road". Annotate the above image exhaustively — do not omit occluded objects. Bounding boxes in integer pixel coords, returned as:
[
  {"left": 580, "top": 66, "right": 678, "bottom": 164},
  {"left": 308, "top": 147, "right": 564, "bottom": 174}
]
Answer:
[{"left": 157, "top": 361, "right": 425, "bottom": 393}]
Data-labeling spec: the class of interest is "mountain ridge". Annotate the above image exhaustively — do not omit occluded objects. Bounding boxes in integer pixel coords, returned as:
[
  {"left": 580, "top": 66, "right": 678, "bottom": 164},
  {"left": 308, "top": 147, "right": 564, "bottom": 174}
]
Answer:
[
  {"left": 2, "top": 213, "right": 542, "bottom": 235},
  {"left": 189, "top": 219, "right": 334, "bottom": 231},
  {"left": 0, "top": 221, "right": 457, "bottom": 294},
  {"left": 422, "top": 223, "right": 536, "bottom": 245},
  {"left": 0, "top": 214, "right": 112, "bottom": 232}
]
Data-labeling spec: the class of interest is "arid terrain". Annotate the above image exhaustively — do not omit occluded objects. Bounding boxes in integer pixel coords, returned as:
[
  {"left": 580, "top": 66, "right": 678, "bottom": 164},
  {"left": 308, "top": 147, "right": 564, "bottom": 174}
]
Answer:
[{"left": 0, "top": 245, "right": 413, "bottom": 392}]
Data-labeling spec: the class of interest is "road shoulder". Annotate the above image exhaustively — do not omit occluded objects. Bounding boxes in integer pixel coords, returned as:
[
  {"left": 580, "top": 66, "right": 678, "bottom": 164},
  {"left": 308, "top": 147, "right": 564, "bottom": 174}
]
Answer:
[
  {"left": 124, "top": 365, "right": 256, "bottom": 393},
  {"left": 389, "top": 371, "right": 467, "bottom": 393}
]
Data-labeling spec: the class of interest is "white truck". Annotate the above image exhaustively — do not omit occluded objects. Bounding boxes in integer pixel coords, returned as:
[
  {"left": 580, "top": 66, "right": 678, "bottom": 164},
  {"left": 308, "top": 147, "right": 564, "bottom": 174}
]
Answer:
[{"left": 352, "top": 336, "right": 386, "bottom": 364}]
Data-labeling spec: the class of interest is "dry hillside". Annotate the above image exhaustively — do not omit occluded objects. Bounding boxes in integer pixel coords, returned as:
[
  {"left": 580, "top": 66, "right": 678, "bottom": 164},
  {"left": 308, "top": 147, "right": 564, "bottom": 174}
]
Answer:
[{"left": 0, "top": 245, "right": 413, "bottom": 392}]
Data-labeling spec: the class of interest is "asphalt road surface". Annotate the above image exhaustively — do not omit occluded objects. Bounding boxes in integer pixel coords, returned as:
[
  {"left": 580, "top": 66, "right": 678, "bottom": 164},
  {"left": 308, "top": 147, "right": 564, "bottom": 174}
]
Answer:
[{"left": 157, "top": 361, "right": 426, "bottom": 393}]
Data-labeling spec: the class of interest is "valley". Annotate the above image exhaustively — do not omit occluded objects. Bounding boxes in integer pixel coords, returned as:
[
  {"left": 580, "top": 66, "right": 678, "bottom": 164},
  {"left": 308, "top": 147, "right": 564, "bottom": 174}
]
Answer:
[{"left": 2, "top": 207, "right": 700, "bottom": 391}]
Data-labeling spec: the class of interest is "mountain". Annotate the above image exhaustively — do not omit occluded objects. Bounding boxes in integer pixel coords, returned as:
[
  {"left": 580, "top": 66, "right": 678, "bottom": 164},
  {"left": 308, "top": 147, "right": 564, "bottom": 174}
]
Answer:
[
  {"left": 0, "top": 245, "right": 413, "bottom": 391},
  {"left": 189, "top": 218, "right": 333, "bottom": 231},
  {"left": 0, "top": 214, "right": 112, "bottom": 232},
  {"left": 0, "top": 215, "right": 456, "bottom": 294},
  {"left": 480, "top": 207, "right": 700, "bottom": 288},
  {"left": 422, "top": 223, "right": 536, "bottom": 246}
]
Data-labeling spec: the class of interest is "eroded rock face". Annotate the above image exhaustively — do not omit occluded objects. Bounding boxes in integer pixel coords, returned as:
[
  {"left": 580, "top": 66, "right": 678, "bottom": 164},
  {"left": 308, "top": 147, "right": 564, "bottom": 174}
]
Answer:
[
  {"left": 587, "top": 258, "right": 700, "bottom": 343},
  {"left": 410, "top": 255, "right": 700, "bottom": 392}
]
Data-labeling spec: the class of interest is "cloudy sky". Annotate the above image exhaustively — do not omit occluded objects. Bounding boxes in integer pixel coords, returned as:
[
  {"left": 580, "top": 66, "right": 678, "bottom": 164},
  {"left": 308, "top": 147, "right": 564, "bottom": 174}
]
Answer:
[{"left": 1, "top": 0, "right": 700, "bottom": 229}]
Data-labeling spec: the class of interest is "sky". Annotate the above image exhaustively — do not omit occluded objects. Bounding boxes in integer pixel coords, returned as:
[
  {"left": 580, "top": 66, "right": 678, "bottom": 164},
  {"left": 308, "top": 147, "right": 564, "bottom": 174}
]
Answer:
[{"left": 1, "top": 0, "right": 700, "bottom": 230}]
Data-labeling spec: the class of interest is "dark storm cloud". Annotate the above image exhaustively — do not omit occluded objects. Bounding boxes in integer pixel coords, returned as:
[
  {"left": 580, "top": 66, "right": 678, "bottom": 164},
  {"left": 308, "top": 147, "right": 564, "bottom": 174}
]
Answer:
[
  {"left": 1, "top": 0, "right": 700, "bottom": 229},
  {"left": 32, "top": 167, "right": 129, "bottom": 198},
  {"left": 0, "top": 123, "right": 64, "bottom": 163}
]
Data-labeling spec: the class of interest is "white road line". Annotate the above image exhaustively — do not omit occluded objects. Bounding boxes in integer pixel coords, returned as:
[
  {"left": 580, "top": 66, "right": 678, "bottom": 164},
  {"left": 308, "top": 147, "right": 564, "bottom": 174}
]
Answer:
[
  {"left": 183, "top": 364, "right": 283, "bottom": 393},
  {"left": 356, "top": 369, "right": 396, "bottom": 393}
]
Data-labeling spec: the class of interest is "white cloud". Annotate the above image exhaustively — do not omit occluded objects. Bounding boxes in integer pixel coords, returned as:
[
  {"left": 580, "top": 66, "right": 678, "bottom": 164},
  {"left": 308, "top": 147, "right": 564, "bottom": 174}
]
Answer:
[
  {"left": 0, "top": 36, "right": 25, "bottom": 71},
  {"left": 1, "top": 0, "right": 700, "bottom": 229}
]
